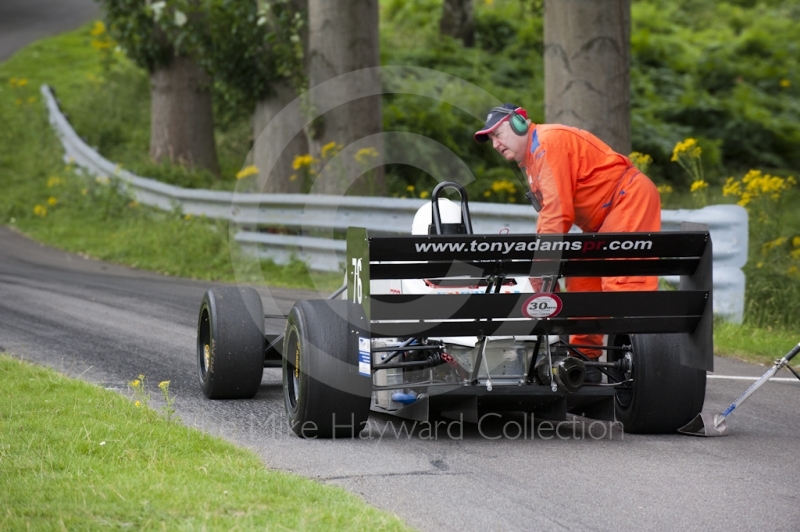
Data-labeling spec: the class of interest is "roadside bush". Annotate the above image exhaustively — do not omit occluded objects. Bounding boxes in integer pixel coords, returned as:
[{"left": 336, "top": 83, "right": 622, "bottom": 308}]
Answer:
[
  {"left": 630, "top": 0, "right": 800, "bottom": 184},
  {"left": 669, "top": 138, "right": 800, "bottom": 330}
]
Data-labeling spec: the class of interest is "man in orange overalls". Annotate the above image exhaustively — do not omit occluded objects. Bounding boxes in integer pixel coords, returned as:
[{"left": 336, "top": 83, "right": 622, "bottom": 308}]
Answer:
[{"left": 475, "top": 104, "right": 661, "bottom": 377}]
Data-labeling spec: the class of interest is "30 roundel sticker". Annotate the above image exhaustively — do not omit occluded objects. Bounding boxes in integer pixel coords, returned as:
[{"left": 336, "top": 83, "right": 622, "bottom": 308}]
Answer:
[{"left": 522, "top": 293, "right": 563, "bottom": 318}]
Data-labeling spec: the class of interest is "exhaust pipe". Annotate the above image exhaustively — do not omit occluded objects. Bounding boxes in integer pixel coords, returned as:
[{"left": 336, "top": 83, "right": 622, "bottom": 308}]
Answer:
[{"left": 536, "top": 356, "right": 586, "bottom": 392}]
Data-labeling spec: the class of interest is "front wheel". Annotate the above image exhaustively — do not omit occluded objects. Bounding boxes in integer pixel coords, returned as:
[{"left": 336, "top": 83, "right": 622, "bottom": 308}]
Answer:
[
  {"left": 283, "top": 300, "right": 371, "bottom": 439},
  {"left": 608, "top": 333, "right": 706, "bottom": 434}
]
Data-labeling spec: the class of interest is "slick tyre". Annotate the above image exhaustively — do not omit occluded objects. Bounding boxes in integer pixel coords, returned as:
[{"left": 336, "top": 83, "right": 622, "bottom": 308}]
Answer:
[
  {"left": 283, "top": 300, "right": 371, "bottom": 439},
  {"left": 197, "top": 287, "right": 265, "bottom": 399},
  {"left": 608, "top": 333, "right": 706, "bottom": 434}
]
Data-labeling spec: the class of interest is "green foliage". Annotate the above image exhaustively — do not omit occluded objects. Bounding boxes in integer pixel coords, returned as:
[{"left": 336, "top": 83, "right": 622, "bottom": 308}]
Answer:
[
  {"left": 99, "top": 0, "right": 173, "bottom": 71},
  {"left": 380, "top": 0, "right": 543, "bottom": 199},
  {"left": 99, "top": 0, "right": 305, "bottom": 107},
  {"left": 629, "top": 0, "right": 800, "bottom": 182},
  {"left": 743, "top": 259, "right": 800, "bottom": 330},
  {"left": 739, "top": 182, "right": 800, "bottom": 330},
  {"left": 380, "top": 0, "right": 800, "bottom": 192},
  {"left": 202, "top": 0, "right": 305, "bottom": 110},
  {"left": 678, "top": 163, "right": 800, "bottom": 331}
]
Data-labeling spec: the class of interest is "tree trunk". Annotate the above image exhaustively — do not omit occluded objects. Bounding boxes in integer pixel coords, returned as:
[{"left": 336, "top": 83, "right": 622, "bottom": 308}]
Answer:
[
  {"left": 150, "top": 55, "right": 220, "bottom": 174},
  {"left": 543, "top": 0, "right": 631, "bottom": 154},
  {"left": 252, "top": 0, "right": 308, "bottom": 193},
  {"left": 307, "top": 0, "right": 383, "bottom": 196},
  {"left": 440, "top": 0, "right": 475, "bottom": 47},
  {"left": 252, "top": 82, "right": 309, "bottom": 193}
]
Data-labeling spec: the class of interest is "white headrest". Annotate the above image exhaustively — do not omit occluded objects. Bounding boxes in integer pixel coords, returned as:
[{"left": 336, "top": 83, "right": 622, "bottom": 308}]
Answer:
[{"left": 411, "top": 198, "right": 462, "bottom": 235}]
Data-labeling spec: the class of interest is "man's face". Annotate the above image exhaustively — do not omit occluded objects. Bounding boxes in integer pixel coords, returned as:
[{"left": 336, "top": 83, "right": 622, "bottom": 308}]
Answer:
[{"left": 488, "top": 121, "right": 527, "bottom": 163}]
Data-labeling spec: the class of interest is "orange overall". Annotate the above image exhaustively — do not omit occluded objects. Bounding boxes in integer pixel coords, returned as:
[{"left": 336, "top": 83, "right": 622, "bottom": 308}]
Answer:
[{"left": 521, "top": 124, "right": 661, "bottom": 358}]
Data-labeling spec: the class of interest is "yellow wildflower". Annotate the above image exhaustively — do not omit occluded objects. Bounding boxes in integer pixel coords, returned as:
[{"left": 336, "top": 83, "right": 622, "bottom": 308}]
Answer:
[
  {"left": 726, "top": 169, "right": 795, "bottom": 208},
  {"left": 491, "top": 179, "right": 517, "bottom": 195},
  {"left": 406, "top": 184, "right": 415, "bottom": 192},
  {"left": 90, "top": 21, "right": 106, "bottom": 37},
  {"left": 158, "top": 380, "right": 170, "bottom": 391},
  {"left": 722, "top": 177, "right": 741, "bottom": 197},
  {"left": 354, "top": 147, "right": 379, "bottom": 165},
  {"left": 90, "top": 22, "right": 113, "bottom": 51},
  {"left": 419, "top": 191, "right": 430, "bottom": 199},
  {"left": 690, "top": 180, "right": 708, "bottom": 193},
  {"left": 656, "top": 184, "right": 673, "bottom": 195},
  {"left": 27, "top": 96, "right": 36, "bottom": 104},
  {"left": 321, "top": 142, "right": 343, "bottom": 159},
  {"left": 629, "top": 151, "right": 653, "bottom": 173},
  {"left": 91, "top": 39, "right": 112, "bottom": 51},
  {"left": 135, "top": 401, "right": 141, "bottom": 408},
  {"left": 780, "top": 79, "right": 791, "bottom": 88},
  {"left": 235, "top": 165, "right": 259, "bottom": 180},
  {"left": 483, "top": 190, "right": 492, "bottom": 197},
  {"left": 47, "top": 176, "right": 64, "bottom": 188},
  {"left": 671, "top": 138, "right": 701, "bottom": 162},
  {"left": 761, "top": 237, "right": 788, "bottom": 254},
  {"left": 33, "top": 205, "right": 47, "bottom": 217},
  {"left": 47, "top": 197, "right": 58, "bottom": 207},
  {"left": 791, "top": 250, "right": 800, "bottom": 260},
  {"left": 292, "top": 154, "right": 316, "bottom": 170},
  {"left": 792, "top": 236, "right": 800, "bottom": 248}
]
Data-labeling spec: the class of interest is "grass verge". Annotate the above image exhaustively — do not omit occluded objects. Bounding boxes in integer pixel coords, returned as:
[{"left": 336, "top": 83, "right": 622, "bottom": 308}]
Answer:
[
  {"left": 714, "top": 322, "right": 799, "bottom": 368},
  {"left": 0, "top": 354, "right": 412, "bottom": 531}
]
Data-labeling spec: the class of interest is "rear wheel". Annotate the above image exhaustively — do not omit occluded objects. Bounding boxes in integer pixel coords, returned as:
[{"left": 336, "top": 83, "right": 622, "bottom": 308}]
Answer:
[
  {"left": 283, "top": 300, "right": 371, "bottom": 439},
  {"left": 197, "top": 287, "right": 265, "bottom": 399},
  {"left": 608, "top": 333, "right": 705, "bottom": 434}
]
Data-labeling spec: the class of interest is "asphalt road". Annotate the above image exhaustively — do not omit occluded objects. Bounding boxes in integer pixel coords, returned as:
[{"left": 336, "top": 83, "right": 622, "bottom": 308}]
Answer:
[
  {"left": 1, "top": 226, "right": 799, "bottom": 531},
  {"left": 0, "top": 0, "right": 100, "bottom": 63}
]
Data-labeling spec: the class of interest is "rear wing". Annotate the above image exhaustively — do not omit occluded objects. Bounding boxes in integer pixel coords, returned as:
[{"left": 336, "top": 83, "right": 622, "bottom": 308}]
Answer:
[{"left": 347, "top": 224, "right": 713, "bottom": 371}]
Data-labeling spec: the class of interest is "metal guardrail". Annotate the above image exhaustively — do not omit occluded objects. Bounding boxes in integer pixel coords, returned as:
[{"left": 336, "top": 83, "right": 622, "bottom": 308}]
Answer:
[{"left": 42, "top": 84, "right": 748, "bottom": 322}]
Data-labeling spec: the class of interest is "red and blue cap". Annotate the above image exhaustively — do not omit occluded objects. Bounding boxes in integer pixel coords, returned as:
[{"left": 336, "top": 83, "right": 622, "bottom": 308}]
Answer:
[{"left": 474, "top": 103, "right": 528, "bottom": 143}]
